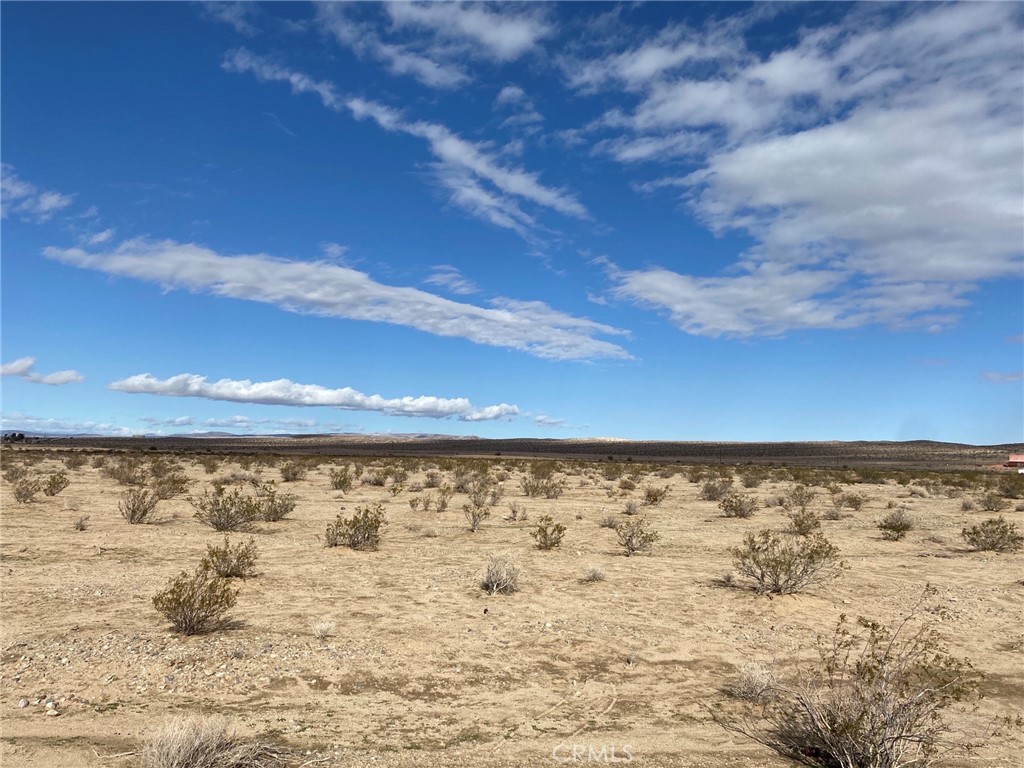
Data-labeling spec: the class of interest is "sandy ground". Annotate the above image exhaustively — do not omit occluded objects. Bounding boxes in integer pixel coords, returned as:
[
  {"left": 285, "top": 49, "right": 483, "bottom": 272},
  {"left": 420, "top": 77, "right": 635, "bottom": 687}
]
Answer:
[{"left": 1, "top": 449, "right": 1022, "bottom": 767}]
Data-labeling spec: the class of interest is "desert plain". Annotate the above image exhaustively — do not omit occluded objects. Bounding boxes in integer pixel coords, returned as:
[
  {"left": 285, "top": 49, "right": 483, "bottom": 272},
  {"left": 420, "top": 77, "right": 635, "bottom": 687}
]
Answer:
[{"left": 1, "top": 438, "right": 1022, "bottom": 767}]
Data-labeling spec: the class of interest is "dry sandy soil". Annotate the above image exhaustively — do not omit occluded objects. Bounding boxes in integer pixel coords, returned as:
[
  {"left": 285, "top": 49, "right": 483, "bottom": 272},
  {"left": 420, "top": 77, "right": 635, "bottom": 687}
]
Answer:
[{"left": 1, "top": 446, "right": 1022, "bottom": 767}]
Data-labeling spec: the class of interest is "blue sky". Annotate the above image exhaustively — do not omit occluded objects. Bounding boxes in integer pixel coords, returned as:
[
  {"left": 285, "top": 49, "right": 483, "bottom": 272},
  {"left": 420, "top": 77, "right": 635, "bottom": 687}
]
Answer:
[{"left": 1, "top": 1, "right": 1022, "bottom": 443}]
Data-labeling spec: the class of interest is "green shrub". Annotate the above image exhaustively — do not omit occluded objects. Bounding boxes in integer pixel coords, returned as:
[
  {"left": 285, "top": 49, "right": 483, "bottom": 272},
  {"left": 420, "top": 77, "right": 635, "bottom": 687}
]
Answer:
[
  {"left": 201, "top": 537, "right": 259, "bottom": 579},
  {"left": 324, "top": 502, "right": 387, "bottom": 550},
  {"left": 732, "top": 530, "right": 844, "bottom": 595},
  {"left": 153, "top": 567, "right": 238, "bottom": 635},
  {"left": 783, "top": 484, "right": 816, "bottom": 511},
  {"left": 103, "top": 456, "right": 148, "bottom": 486},
  {"left": 463, "top": 502, "right": 490, "bottom": 532},
  {"left": 253, "top": 482, "right": 295, "bottom": 522},
  {"left": 878, "top": 509, "right": 914, "bottom": 541},
  {"left": 12, "top": 477, "right": 40, "bottom": 503},
  {"left": 328, "top": 466, "right": 354, "bottom": 493},
  {"left": 787, "top": 508, "right": 822, "bottom": 536},
  {"left": 700, "top": 479, "right": 733, "bottom": 501},
  {"left": 979, "top": 491, "right": 1010, "bottom": 513},
  {"left": 120, "top": 488, "right": 160, "bottom": 524},
  {"left": 617, "top": 516, "right": 659, "bottom": 556},
  {"left": 278, "top": 461, "right": 307, "bottom": 482},
  {"left": 190, "top": 486, "right": 258, "bottom": 531},
  {"left": 531, "top": 515, "right": 566, "bottom": 550},
  {"left": 481, "top": 554, "right": 520, "bottom": 595},
  {"left": 642, "top": 484, "right": 670, "bottom": 506},
  {"left": 719, "top": 493, "right": 758, "bottom": 519},
  {"left": 42, "top": 471, "right": 70, "bottom": 496},
  {"left": 714, "top": 591, "right": 985, "bottom": 767},
  {"left": 962, "top": 516, "right": 1023, "bottom": 553},
  {"left": 152, "top": 470, "right": 192, "bottom": 501}
]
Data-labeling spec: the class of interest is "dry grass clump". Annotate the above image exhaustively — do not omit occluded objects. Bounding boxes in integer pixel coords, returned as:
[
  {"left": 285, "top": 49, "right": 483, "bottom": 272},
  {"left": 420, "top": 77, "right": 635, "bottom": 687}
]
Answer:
[
  {"left": 201, "top": 537, "right": 259, "bottom": 579},
  {"left": 531, "top": 515, "right": 566, "bottom": 550},
  {"left": 617, "top": 516, "right": 659, "bottom": 556},
  {"left": 311, "top": 619, "right": 336, "bottom": 640},
  {"left": 581, "top": 566, "right": 606, "bottom": 583},
  {"left": 324, "top": 502, "right": 387, "bottom": 550},
  {"left": 120, "top": 488, "right": 160, "bottom": 524},
  {"left": 731, "top": 530, "right": 845, "bottom": 595},
  {"left": 140, "top": 715, "right": 285, "bottom": 768},
  {"left": 481, "top": 554, "right": 520, "bottom": 595},
  {"left": 152, "top": 568, "right": 238, "bottom": 635},
  {"left": 642, "top": 483, "right": 670, "bottom": 506},
  {"left": 505, "top": 501, "right": 528, "bottom": 521},
  {"left": 12, "top": 477, "right": 41, "bottom": 503},
  {"left": 961, "top": 516, "right": 1023, "bottom": 553},
  {"left": 722, "top": 662, "right": 777, "bottom": 704}
]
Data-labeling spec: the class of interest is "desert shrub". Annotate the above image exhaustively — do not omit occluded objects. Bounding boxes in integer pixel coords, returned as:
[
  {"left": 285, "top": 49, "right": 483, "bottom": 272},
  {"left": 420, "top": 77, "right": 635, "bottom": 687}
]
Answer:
[
  {"left": 700, "top": 479, "right": 733, "bottom": 501},
  {"left": 531, "top": 515, "right": 566, "bottom": 550},
  {"left": 961, "top": 516, "right": 1023, "bottom": 553},
  {"left": 732, "top": 530, "right": 844, "bottom": 595},
  {"left": 719, "top": 493, "right": 758, "bottom": 519},
  {"left": 960, "top": 498, "right": 976, "bottom": 512},
  {"left": 481, "top": 554, "right": 520, "bottom": 595},
  {"left": 435, "top": 484, "right": 455, "bottom": 512},
  {"left": 712, "top": 591, "right": 984, "bottom": 768},
  {"left": 581, "top": 566, "right": 606, "bottom": 583},
  {"left": 878, "top": 509, "right": 915, "bottom": 541},
  {"left": 73, "top": 515, "right": 90, "bottom": 531},
  {"left": 190, "top": 486, "right": 258, "bottom": 532},
  {"left": 61, "top": 453, "right": 87, "bottom": 471},
  {"left": 361, "top": 470, "right": 387, "bottom": 487},
  {"left": 997, "top": 474, "right": 1024, "bottom": 499},
  {"left": 408, "top": 496, "right": 422, "bottom": 511},
  {"left": 424, "top": 469, "right": 442, "bottom": 488},
  {"left": 328, "top": 466, "right": 353, "bottom": 493},
  {"left": 463, "top": 503, "right": 490, "bottom": 532},
  {"left": 103, "top": 456, "right": 148, "bottom": 486},
  {"left": 722, "top": 662, "right": 777, "bottom": 704},
  {"left": 642, "top": 484, "right": 670, "bottom": 506},
  {"left": 686, "top": 466, "right": 707, "bottom": 483},
  {"left": 2, "top": 461, "right": 29, "bottom": 483},
  {"left": 844, "top": 492, "right": 866, "bottom": 511},
  {"left": 979, "top": 491, "right": 1010, "bottom": 513},
  {"left": 201, "top": 537, "right": 259, "bottom": 579},
  {"left": 506, "top": 501, "right": 527, "bottom": 521},
  {"left": 324, "top": 502, "right": 387, "bottom": 550},
  {"left": 619, "top": 477, "right": 637, "bottom": 491},
  {"left": 152, "top": 470, "right": 192, "bottom": 501},
  {"left": 152, "top": 567, "right": 238, "bottom": 635},
  {"left": 907, "top": 484, "right": 930, "bottom": 498},
  {"left": 623, "top": 499, "right": 639, "bottom": 516},
  {"left": 140, "top": 715, "right": 283, "bottom": 768},
  {"left": 195, "top": 455, "right": 220, "bottom": 474},
  {"left": 278, "top": 461, "right": 307, "bottom": 483},
  {"left": 253, "top": 482, "right": 295, "bottom": 522},
  {"left": 39, "top": 473, "right": 68, "bottom": 501},
  {"left": 311, "top": 619, "right": 336, "bottom": 641},
  {"left": 784, "top": 484, "right": 816, "bottom": 511},
  {"left": 787, "top": 508, "right": 822, "bottom": 536},
  {"left": 120, "top": 488, "right": 160, "bottom": 524},
  {"left": 12, "top": 477, "right": 41, "bottom": 503},
  {"left": 598, "top": 514, "right": 620, "bottom": 529},
  {"left": 90, "top": 455, "right": 107, "bottom": 469},
  {"left": 617, "top": 516, "right": 659, "bottom": 556}
]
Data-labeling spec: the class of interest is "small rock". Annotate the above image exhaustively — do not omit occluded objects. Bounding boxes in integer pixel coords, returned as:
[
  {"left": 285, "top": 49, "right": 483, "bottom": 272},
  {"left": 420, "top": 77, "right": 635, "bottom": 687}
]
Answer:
[
  {"left": 17, "top": 699, "right": 29, "bottom": 708},
  {"left": 45, "top": 709, "right": 60, "bottom": 717}
]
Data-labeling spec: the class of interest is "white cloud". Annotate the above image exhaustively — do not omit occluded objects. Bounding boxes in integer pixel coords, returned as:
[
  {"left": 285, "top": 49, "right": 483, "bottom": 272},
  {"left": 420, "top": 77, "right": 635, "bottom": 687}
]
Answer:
[
  {"left": 202, "top": 2, "right": 259, "bottom": 36},
  {"left": 983, "top": 372, "right": 1024, "bottom": 384},
  {"left": 202, "top": 415, "right": 318, "bottom": 429},
  {"left": 140, "top": 416, "right": 196, "bottom": 427},
  {"left": 587, "top": 3, "right": 1023, "bottom": 336},
  {"left": 1, "top": 164, "right": 74, "bottom": 222},
  {"left": 493, "top": 84, "right": 543, "bottom": 131},
  {"left": 109, "top": 372, "right": 519, "bottom": 422},
  {"left": 44, "top": 238, "right": 630, "bottom": 361},
  {"left": 221, "top": 48, "right": 343, "bottom": 110},
  {"left": 87, "top": 228, "right": 115, "bottom": 245},
  {"left": 425, "top": 265, "right": 479, "bottom": 295},
  {"left": 316, "top": 4, "right": 468, "bottom": 89},
  {"left": 1, "top": 356, "right": 85, "bottom": 385},
  {"left": 534, "top": 415, "right": 567, "bottom": 428},
  {"left": 385, "top": 2, "right": 554, "bottom": 63},
  {"left": 1, "top": 413, "right": 133, "bottom": 437}
]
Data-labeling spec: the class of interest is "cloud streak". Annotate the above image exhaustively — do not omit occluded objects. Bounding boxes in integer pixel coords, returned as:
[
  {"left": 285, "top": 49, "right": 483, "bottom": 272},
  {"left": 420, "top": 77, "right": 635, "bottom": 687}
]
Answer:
[
  {"left": 110, "top": 372, "right": 519, "bottom": 421},
  {"left": 1, "top": 164, "right": 74, "bottom": 222},
  {"left": 0, "top": 356, "right": 85, "bottom": 385},
  {"left": 44, "top": 239, "right": 630, "bottom": 361}
]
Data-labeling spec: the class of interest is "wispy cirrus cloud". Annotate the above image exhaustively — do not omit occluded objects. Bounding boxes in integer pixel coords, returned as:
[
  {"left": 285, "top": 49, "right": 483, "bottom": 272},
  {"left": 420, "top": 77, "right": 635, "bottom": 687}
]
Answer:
[
  {"left": 425, "top": 265, "right": 480, "bottom": 295},
  {"left": 1, "top": 164, "right": 75, "bottom": 223},
  {"left": 44, "top": 238, "right": 630, "bottom": 361},
  {"left": 1, "top": 413, "right": 132, "bottom": 437},
  {"left": 983, "top": 372, "right": 1024, "bottom": 384},
  {"left": 1, "top": 356, "right": 85, "bottom": 385},
  {"left": 221, "top": 48, "right": 343, "bottom": 110},
  {"left": 579, "top": 3, "right": 1023, "bottom": 337},
  {"left": 201, "top": 2, "right": 260, "bottom": 36},
  {"left": 110, "top": 372, "right": 519, "bottom": 422}
]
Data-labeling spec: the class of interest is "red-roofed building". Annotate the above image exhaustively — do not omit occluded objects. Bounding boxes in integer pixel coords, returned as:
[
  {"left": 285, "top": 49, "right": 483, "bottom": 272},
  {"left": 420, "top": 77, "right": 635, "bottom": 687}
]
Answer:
[{"left": 1007, "top": 454, "right": 1024, "bottom": 468}]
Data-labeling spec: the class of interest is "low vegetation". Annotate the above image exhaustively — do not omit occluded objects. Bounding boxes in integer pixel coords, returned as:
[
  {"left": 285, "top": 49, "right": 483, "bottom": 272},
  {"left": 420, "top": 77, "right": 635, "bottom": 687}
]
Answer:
[
  {"left": 120, "top": 487, "right": 160, "bottom": 524},
  {"left": 324, "top": 502, "right": 387, "bottom": 550},
  {"left": 731, "top": 530, "right": 845, "bottom": 595},
  {"left": 962, "top": 516, "right": 1023, "bottom": 553},
  {"left": 531, "top": 515, "right": 566, "bottom": 550},
  {"left": 152, "top": 567, "right": 238, "bottom": 635},
  {"left": 481, "top": 554, "right": 520, "bottom": 595},
  {"left": 617, "top": 516, "right": 659, "bottom": 556},
  {"left": 201, "top": 536, "right": 259, "bottom": 579}
]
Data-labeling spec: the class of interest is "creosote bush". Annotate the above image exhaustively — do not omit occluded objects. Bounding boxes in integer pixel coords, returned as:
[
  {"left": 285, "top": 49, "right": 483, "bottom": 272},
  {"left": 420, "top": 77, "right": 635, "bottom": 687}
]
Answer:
[
  {"left": 153, "top": 567, "right": 238, "bottom": 635},
  {"left": 278, "top": 461, "right": 307, "bottom": 483},
  {"left": 712, "top": 589, "right": 986, "bottom": 768},
  {"left": 784, "top": 483, "right": 816, "bottom": 511},
  {"left": 191, "top": 486, "right": 258, "bottom": 532},
  {"left": 787, "top": 508, "right": 822, "bottom": 536},
  {"left": 617, "top": 516, "right": 659, "bottom": 556},
  {"left": 700, "top": 478, "right": 733, "bottom": 501},
  {"left": 463, "top": 502, "right": 490, "bottom": 532},
  {"left": 642, "top": 484, "right": 670, "bottom": 506},
  {"left": 152, "top": 470, "right": 192, "bottom": 501},
  {"left": 42, "top": 471, "right": 70, "bottom": 497},
  {"left": 324, "top": 502, "right": 387, "bottom": 550},
  {"left": 979, "top": 491, "right": 1010, "bottom": 513},
  {"left": 732, "top": 530, "right": 845, "bottom": 595},
  {"left": 481, "top": 554, "right": 520, "bottom": 595},
  {"left": 878, "top": 509, "right": 915, "bottom": 541},
  {"left": 531, "top": 515, "right": 566, "bottom": 550},
  {"left": 328, "top": 466, "right": 354, "bottom": 493},
  {"left": 719, "top": 493, "right": 758, "bottom": 519},
  {"left": 201, "top": 536, "right": 259, "bottom": 579},
  {"left": 12, "top": 477, "right": 41, "bottom": 503},
  {"left": 961, "top": 516, "right": 1023, "bottom": 553},
  {"left": 120, "top": 487, "right": 160, "bottom": 524},
  {"left": 252, "top": 482, "right": 296, "bottom": 522}
]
